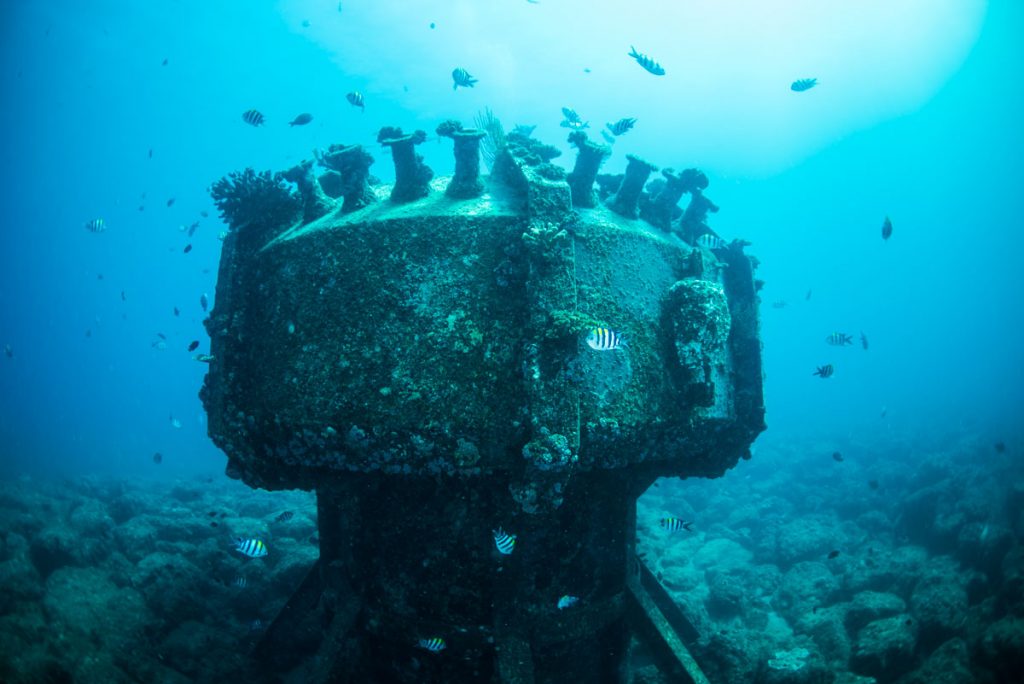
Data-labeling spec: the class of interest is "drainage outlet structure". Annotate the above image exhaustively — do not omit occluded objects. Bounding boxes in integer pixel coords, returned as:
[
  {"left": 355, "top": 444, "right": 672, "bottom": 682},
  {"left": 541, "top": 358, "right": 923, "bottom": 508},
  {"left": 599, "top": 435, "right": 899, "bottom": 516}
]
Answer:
[{"left": 202, "top": 125, "right": 766, "bottom": 683}]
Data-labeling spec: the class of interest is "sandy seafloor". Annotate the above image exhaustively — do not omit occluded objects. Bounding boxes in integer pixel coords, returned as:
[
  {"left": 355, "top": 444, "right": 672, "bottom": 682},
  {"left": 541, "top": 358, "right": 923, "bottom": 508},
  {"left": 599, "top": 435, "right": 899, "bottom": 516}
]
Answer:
[{"left": 0, "top": 432, "right": 1021, "bottom": 683}]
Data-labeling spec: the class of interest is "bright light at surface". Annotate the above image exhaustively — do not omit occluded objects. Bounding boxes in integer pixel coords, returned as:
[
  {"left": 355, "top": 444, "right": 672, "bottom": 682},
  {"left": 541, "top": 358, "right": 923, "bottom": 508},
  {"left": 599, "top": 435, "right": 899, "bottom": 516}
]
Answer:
[{"left": 289, "top": 0, "right": 986, "bottom": 176}]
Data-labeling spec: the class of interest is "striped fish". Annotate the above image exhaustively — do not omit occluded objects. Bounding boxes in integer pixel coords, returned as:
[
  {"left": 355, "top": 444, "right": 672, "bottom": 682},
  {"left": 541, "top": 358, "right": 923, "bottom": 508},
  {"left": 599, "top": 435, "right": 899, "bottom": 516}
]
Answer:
[
  {"left": 826, "top": 332, "right": 853, "bottom": 346},
  {"left": 493, "top": 528, "right": 516, "bottom": 555},
  {"left": 813, "top": 364, "right": 834, "bottom": 378},
  {"left": 660, "top": 517, "right": 693, "bottom": 532},
  {"left": 418, "top": 637, "right": 446, "bottom": 652},
  {"left": 233, "top": 575, "right": 248, "bottom": 589},
  {"left": 346, "top": 91, "right": 364, "bottom": 111},
  {"left": 628, "top": 46, "right": 665, "bottom": 76},
  {"left": 242, "top": 109, "right": 265, "bottom": 126},
  {"left": 605, "top": 118, "right": 636, "bottom": 136},
  {"left": 586, "top": 327, "right": 624, "bottom": 351},
  {"left": 696, "top": 233, "right": 726, "bottom": 250},
  {"left": 452, "top": 67, "right": 477, "bottom": 90},
  {"left": 791, "top": 78, "right": 817, "bottom": 92},
  {"left": 84, "top": 218, "right": 106, "bottom": 233},
  {"left": 234, "top": 537, "right": 268, "bottom": 558}
]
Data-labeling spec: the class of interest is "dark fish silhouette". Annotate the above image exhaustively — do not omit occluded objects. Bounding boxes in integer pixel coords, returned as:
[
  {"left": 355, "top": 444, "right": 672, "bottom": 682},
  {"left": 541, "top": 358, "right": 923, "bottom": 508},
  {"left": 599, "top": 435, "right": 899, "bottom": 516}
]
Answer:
[
  {"left": 148, "top": 148, "right": 153, "bottom": 158},
  {"left": 827, "top": 550, "right": 840, "bottom": 559},
  {"left": 152, "top": 452, "right": 163, "bottom": 464},
  {"left": 813, "top": 364, "right": 834, "bottom": 378},
  {"left": 826, "top": 332, "right": 853, "bottom": 346},
  {"left": 242, "top": 109, "right": 265, "bottom": 127},
  {"left": 791, "top": 78, "right": 817, "bottom": 92},
  {"left": 183, "top": 244, "right": 192, "bottom": 254},
  {"left": 832, "top": 452, "right": 844, "bottom": 462},
  {"left": 452, "top": 67, "right": 477, "bottom": 89},
  {"left": 161, "top": 58, "right": 168, "bottom": 66},
  {"left": 187, "top": 340, "right": 199, "bottom": 352},
  {"left": 275, "top": 511, "right": 295, "bottom": 523},
  {"left": 860, "top": 332, "right": 869, "bottom": 350},
  {"left": 346, "top": 91, "right": 364, "bottom": 111},
  {"left": 289, "top": 113, "right": 313, "bottom": 127},
  {"left": 173, "top": 306, "right": 180, "bottom": 317},
  {"left": 881, "top": 216, "right": 893, "bottom": 240},
  {"left": 628, "top": 46, "right": 665, "bottom": 75},
  {"left": 167, "top": 198, "right": 175, "bottom": 207},
  {"left": 605, "top": 117, "right": 636, "bottom": 136}
]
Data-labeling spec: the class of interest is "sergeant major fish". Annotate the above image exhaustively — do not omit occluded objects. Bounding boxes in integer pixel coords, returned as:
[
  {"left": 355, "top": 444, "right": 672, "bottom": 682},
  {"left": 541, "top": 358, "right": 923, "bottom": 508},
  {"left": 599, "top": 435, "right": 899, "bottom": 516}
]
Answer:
[
  {"left": 84, "top": 218, "right": 106, "bottom": 233},
  {"left": 605, "top": 118, "right": 636, "bottom": 136},
  {"left": 234, "top": 537, "right": 268, "bottom": 558},
  {"left": 345, "top": 91, "right": 364, "bottom": 111},
  {"left": 791, "top": 78, "right": 817, "bottom": 92},
  {"left": 628, "top": 46, "right": 665, "bottom": 75},
  {"left": 418, "top": 637, "right": 446, "bottom": 652},
  {"left": 452, "top": 67, "right": 477, "bottom": 89},
  {"left": 696, "top": 233, "right": 726, "bottom": 250},
  {"left": 660, "top": 518, "right": 693, "bottom": 532},
  {"left": 586, "top": 328, "right": 624, "bottom": 351},
  {"left": 493, "top": 528, "right": 516, "bottom": 555},
  {"left": 826, "top": 332, "right": 853, "bottom": 346},
  {"left": 813, "top": 364, "right": 834, "bottom": 378},
  {"left": 242, "top": 109, "right": 265, "bottom": 126}
]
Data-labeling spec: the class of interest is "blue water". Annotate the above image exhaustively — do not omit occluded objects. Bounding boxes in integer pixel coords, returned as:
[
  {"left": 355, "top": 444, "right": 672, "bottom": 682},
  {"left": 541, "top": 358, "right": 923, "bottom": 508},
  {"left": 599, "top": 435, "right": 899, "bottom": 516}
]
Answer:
[{"left": 0, "top": 2, "right": 1020, "bottom": 476}]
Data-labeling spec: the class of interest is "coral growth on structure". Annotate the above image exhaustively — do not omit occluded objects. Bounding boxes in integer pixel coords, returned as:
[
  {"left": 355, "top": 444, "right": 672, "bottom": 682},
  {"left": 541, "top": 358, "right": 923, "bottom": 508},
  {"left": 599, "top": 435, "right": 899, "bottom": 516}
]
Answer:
[
  {"left": 315, "top": 144, "right": 379, "bottom": 214},
  {"left": 280, "top": 159, "right": 335, "bottom": 224},
  {"left": 437, "top": 120, "right": 487, "bottom": 199},
  {"left": 377, "top": 127, "right": 434, "bottom": 203},
  {"left": 607, "top": 154, "right": 658, "bottom": 219},
  {"left": 209, "top": 168, "right": 300, "bottom": 232},
  {"left": 566, "top": 131, "right": 610, "bottom": 208}
]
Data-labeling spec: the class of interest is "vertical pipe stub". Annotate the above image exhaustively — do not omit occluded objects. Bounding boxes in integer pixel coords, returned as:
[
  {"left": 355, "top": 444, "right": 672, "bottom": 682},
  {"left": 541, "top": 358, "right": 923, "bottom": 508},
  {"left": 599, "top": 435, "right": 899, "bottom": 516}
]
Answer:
[
  {"left": 567, "top": 131, "right": 611, "bottom": 208},
  {"left": 642, "top": 167, "right": 707, "bottom": 231},
  {"left": 317, "top": 144, "right": 379, "bottom": 214},
  {"left": 678, "top": 175, "right": 719, "bottom": 244},
  {"left": 607, "top": 154, "right": 658, "bottom": 219},
  {"left": 280, "top": 159, "right": 335, "bottom": 224},
  {"left": 378, "top": 126, "right": 434, "bottom": 203},
  {"left": 437, "top": 120, "right": 487, "bottom": 199}
]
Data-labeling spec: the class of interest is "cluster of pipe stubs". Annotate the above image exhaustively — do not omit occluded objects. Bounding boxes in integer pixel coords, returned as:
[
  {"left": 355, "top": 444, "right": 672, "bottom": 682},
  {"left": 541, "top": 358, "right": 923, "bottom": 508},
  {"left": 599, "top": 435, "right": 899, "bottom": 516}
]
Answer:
[{"left": 566, "top": 130, "right": 721, "bottom": 245}]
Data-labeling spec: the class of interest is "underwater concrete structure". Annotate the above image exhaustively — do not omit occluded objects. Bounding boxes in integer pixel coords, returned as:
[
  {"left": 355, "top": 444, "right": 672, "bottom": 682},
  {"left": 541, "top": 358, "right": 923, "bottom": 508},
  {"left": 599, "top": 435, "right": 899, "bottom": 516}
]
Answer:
[{"left": 203, "top": 122, "right": 766, "bottom": 683}]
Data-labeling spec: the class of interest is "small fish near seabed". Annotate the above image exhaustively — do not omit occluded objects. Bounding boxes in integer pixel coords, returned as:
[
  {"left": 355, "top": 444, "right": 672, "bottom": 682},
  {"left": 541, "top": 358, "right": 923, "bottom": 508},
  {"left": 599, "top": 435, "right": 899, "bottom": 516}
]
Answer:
[
  {"left": 826, "top": 332, "right": 854, "bottom": 346},
  {"left": 346, "top": 91, "right": 365, "bottom": 111},
  {"left": 586, "top": 328, "right": 625, "bottom": 351},
  {"left": 234, "top": 538, "right": 268, "bottom": 558},
  {"left": 791, "top": 78, "right": 817, "bottom": 92},
  {"left": 660, "top": 517, "right": 694, "bottom": 532},
  {"left": 233, "top": 575, "right": 248, "bottom": 589},
  {"left": 288, "top": 113, "right": 313, "bottom": 127},
  {"left": 881, "top": 216, "right": 893, "bottom": 241},
  {"left": 84, "top": 218, "right": 106, "bottom": 233},
  {"left": 452, "top": 67, "right": 478, "bottom": 90},
  {"left": 606, "top": 117, "right": 636, "bottom": 136},
  {"left": 628, "top": 46, "right": 665, "bottom": 75},
  {"left": 493, "top": 528, "right": 517, "bottom": 555},
  {"left": 832, "top": 451, "right": 844, "bottom": 462},
  {"left": 274, "top": 510, "right": 294, "bottom": 523},
  {"left": 827, "top": 550, "right": 840, "bottom": 560},
  {"left": 242, "top": 109, "right": 266, "bottom": 127},
  {"left": 557, "top": 595, "right": 580, "bottom": 610},
  {"left": 418, "top": 637, "right": 446, "bottom": 653},
  {"left": 813, "top": 364, "right": 834, "bottom": 378}
]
